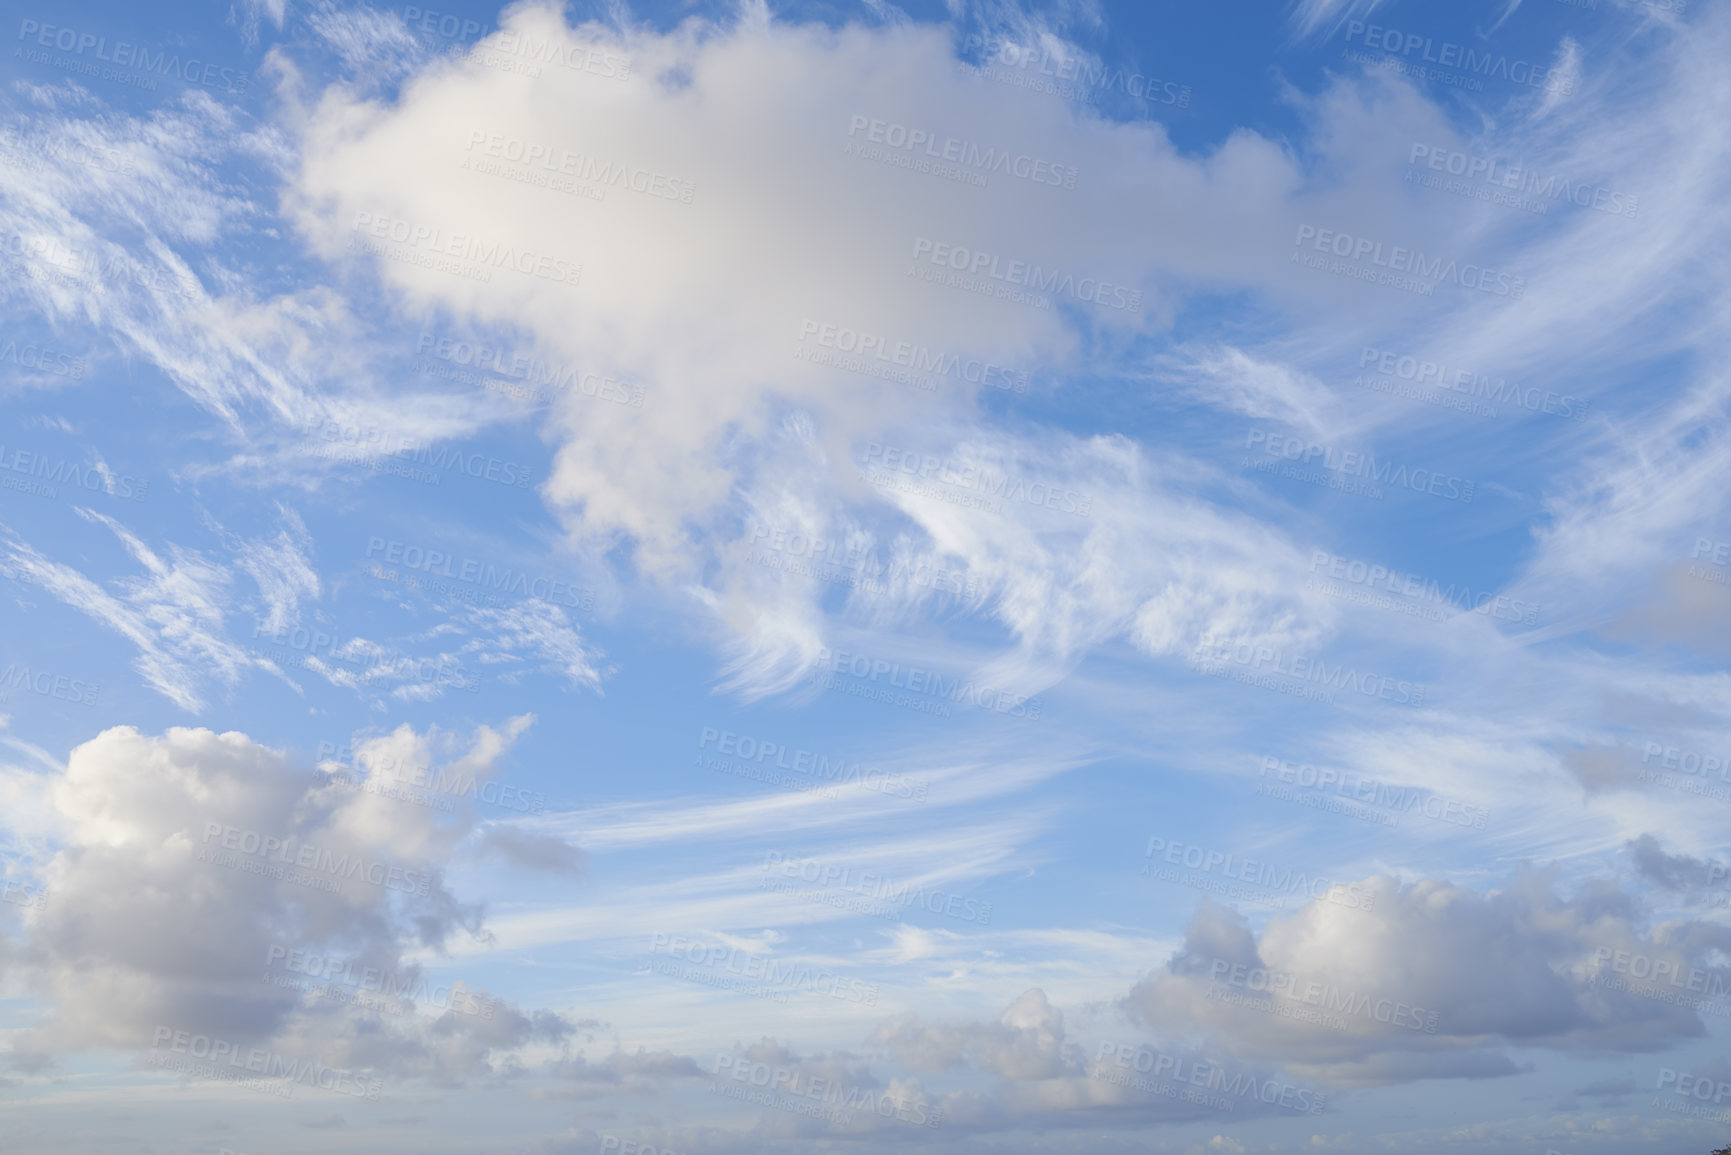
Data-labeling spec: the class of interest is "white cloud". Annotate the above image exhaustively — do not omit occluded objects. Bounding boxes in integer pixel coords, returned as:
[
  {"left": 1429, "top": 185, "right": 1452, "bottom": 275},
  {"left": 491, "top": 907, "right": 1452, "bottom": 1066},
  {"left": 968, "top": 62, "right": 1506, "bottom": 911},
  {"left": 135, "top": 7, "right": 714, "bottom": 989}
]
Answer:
[
  {"left": 0, "top": 510, "right": 264, "bottom": 712},
  {"left": 1287, "top": 0, "right": 1391, "bottom": 41},
  {"left": 870, "top": 987, "right": 1066, "bottom": 1078},
  {"left": 4, "top": 719, "right": 573, "bottom": 1081},
  {"left": 1125, "top": 869, "right": 1731, "bottom": 1086},
  {"left": 458, "top": 599, "right": 606, "bottom": 692},
  {"left": 285, "top": 2, "right": 1369, "bottom": 695},
  {"left": 1156, "top": 345, "right": 1342, "bottom": 440},
  {"left": 230, "top": 503, "right": 321, "bottom": 633}
]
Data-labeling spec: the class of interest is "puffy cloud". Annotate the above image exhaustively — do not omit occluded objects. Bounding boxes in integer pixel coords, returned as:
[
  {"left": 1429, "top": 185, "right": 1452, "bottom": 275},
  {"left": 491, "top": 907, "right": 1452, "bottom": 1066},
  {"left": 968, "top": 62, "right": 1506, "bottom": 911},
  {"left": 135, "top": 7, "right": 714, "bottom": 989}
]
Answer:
[
  {"left": 1125, "top": 870, "right": 1731, "bottom": 1086},
  {"left": 863, "top": 987, "right": 1332, "bottom": 1127},
  {"left": 262, "top": 0, "right": 1715, "bottom": 707},
  {"left": 1628, "top": 834, "right": 1731, "bottom": 898},
  {"left": 4, "top": 719, "right": 574, "bottom": 1084},
  {"left": 869, "top": 987, "right": 1066, "bottom": 1079},
  {"left": 285, "top": 1, "right": 1368, "bottom": 694}
]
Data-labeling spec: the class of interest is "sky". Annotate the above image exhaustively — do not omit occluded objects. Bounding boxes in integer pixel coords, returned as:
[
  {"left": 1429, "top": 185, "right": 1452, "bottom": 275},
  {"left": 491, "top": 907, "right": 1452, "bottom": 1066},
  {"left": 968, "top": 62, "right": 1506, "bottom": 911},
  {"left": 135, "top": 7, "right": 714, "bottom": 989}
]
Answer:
[{"left": 0, "top": 0, "right": 1729, "bottom": 1152}]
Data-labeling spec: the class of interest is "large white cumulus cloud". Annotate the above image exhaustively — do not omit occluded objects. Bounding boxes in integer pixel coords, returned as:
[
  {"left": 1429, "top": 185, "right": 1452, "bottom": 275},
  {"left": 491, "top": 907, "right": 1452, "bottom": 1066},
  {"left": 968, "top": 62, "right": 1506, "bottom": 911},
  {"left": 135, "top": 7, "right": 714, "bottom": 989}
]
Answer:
[
  {"left": 1126, "top": 869, "right": 1731, "bottom": 1086},
  {"left": 3, "top": 719, "right": 579, "bottom": 1081},
  {"left": 285, "top": 1, "right": 1382, "bottom": 693}
]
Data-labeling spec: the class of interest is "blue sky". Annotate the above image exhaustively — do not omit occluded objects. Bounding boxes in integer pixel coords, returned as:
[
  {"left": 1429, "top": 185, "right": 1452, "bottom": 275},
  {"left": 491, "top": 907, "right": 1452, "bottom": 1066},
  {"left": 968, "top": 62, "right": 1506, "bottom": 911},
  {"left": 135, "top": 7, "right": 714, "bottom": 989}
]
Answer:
[{"left": 1, "top": 0, "right": 1729, "bottom": 1152}]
